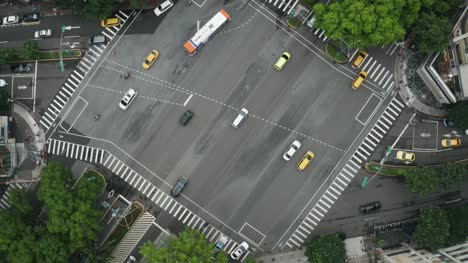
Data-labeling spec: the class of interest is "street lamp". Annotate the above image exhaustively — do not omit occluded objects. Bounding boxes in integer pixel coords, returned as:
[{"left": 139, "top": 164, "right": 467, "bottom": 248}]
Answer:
[{"left": 59, "top": 25, "right": 80, "bottom": 72}]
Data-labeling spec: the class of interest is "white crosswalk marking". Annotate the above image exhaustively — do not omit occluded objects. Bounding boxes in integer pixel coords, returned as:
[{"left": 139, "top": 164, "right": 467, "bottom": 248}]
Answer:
[
  {"left": 284, "top": 96, "right": 405, "bottom": 249},
  {"left": 0, "top": 182, "right": 33, "bottom": 210},
  {"left": 39, "top": 10, "right": 132, "bottom": 132}
]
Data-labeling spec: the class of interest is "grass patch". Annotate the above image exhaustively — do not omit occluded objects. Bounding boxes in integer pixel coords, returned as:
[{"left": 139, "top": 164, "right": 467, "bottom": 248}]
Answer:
[
  {"left": 9, "top": 49, "right": 82, "bottom": 62},
  {"left": 325, "top": 43, "right": 348, "bottom": 63},
  {"left": 100, "top": 203, "right": 144, "bottom": 259},
  {"left": 80, "top": 170, "right": 106, "bottom": 192},
  {"left": 287, "top": 17, "right": 301, "bottom": 29},
  {"left": 300, "top": 0, "right": 317, "bottom": 10}
]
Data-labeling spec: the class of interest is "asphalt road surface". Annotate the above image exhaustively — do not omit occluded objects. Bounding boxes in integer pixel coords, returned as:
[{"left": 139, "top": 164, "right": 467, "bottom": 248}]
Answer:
[{"left": 46, "top": 0, "right": 399, "bottom": 252}]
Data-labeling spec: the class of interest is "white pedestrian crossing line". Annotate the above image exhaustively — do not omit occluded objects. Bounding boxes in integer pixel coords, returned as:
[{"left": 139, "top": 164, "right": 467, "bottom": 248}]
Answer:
[
  {"left": 39, "top": 10, "right": 133, "bottom": 132},
  {"left": 0, "top": 182, "right": 33, "bottom": 210},
  {"left": 284, "top": 96, "right": 405, "bottom": 249},
  {"left": 47, "top": 139, "right": 104, "bottom": 163}
]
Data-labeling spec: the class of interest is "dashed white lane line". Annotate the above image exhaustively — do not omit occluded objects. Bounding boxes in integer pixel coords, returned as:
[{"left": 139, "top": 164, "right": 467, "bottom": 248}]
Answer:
[
  {"left": 103, "top": 61, "right": 346, "bottom": 153},
  {"left": 183, "top": 94, "right": 193, "bottom": 107},
  {"left": 87, "top": 84, "right": 184, "bottom": 107}
]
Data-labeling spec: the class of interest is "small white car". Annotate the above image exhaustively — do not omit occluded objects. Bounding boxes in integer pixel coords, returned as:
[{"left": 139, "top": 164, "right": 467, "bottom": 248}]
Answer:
[
  {"left": 3, "top": 15, "right": 19, "bottom": 25},
  {"left": 154, "top": 0, "right": 174, "bottom": 16},
  {"left": 0, "top": 79, "right": 7, "bottom": 87},
  {"left": 119, "top": 88, "right": 137, "bottom": 110},
  {"left": 34, "top": 29, "right": 52, "bottom": 39},
  {"left": 283, "top": 140, "right": 301, "bottom": 161},
  {"left": 230, "top": 241, "right": 249, "bottom": 260}
]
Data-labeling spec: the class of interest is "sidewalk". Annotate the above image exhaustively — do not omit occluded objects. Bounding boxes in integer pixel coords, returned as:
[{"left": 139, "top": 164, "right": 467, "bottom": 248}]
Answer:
[
  {"left": 13, "top": 101, "right": 46, "bottom": 179},
  {"left": 254, "top": 248, "right": 308, "bottom": 263},
  {"left": 395, "top": 49, "right": 445, "bottom": 119}
]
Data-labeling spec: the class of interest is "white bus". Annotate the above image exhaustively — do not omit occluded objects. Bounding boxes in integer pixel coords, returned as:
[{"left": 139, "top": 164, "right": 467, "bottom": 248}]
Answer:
[{"left": 184, "top": 9, "right": 231, "bottom": 55}]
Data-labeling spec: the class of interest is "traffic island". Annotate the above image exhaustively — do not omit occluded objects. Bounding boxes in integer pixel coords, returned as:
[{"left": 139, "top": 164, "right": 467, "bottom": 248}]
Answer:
[
  {"left": 9, "top": 49, "right": 83, "bottom": 63},
  {"left": 287, "top": 17, "right": 301, "bottom": 29},
  {"left": 325, "top": 43, "right": 348, "bottom": 64}
]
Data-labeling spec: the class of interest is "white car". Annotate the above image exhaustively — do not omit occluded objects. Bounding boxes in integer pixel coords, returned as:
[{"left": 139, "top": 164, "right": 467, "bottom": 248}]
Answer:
[
  {"left": 0, "top": 79, "right": 7, "bottom": 87},
  {"left": 119, "top": 88, "right": 137, "bottom": 110},
  {"left": 154, "top": 0, "right": 174, "bottom": 16},
  {"left": 34, "top": 29, "right": 52, "bottom": 39},
  {"left": 230, "top": 241, "right": 249, "bottom": 260},
  {"left": 283, "top": 140, "right": 301, "bottom": 161},
  {"left": 3, "top": 15, "right": 19, "bottom": 25}
]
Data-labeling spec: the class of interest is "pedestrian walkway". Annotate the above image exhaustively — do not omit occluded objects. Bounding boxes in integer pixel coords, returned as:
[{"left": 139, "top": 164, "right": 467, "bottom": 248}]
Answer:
[
  {"left": 47, "top": 138, "right": 105, "bottom": 163},
  {"left": 46, "top": 139, "right": 253, "bottom": 260},
  {"left": 0, "top": 182, "right": 32, "bottom": 210},
  {"left": 39, "top": 10, "right": 134, "bottom": 132},
  {"left": 109, "top": 212, "right": 155, "bottom": 263},
  {"left": 264, "top": 0, "right": 299, "bottom": 15},
  {"left": 284, "top": 96, "right": 405, "bottom": 249},
  {"left": 352, "top": 54, "right": 395, "bottom": 92}
]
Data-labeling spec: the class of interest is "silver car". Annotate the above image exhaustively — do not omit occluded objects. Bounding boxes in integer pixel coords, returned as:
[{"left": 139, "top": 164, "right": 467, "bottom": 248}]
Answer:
[
  {"left": 283, "top": 140, "right": 301, "bottom": 161},
  {"left": 119, "top": 88, "right": 137, "bottom": 110},
  {"left": 34, "top": 29, "right": 52, "bottom": 39},
  {"left": 230, "top": 241, "right": 249, "bottom": 260},
  {"left": 3, "top": 16, "right": 19, "bottom": 25}
]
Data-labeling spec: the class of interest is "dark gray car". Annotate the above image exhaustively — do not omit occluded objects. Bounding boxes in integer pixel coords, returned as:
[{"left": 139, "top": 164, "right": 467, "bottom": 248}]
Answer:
[
  {"left": 360, "top": 201, "right": 381, "bottom": 214},
  {"left": 171, "top": 177, "right": 188, "bottom": 197},
  {"left": 89, "top": 35, "right": 107, "bottom": 46},
  {"left": 10, "top": 64, "right": 32, "bottom": 73}
]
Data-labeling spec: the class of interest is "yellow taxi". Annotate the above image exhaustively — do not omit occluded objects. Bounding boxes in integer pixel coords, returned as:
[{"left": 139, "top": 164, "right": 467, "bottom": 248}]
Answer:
[
  {"left": 101, "top": 17, "right": 120, "bottom": 28},
  {"left": 441, "top": 138, "right": 461, "bottom": 148},
  {"left": 352, "top": 70, "right": 367, "bottom": 90},
  {"left": 352, "top": 50, "right": 368, "bottom": 68},
  {"left": 274, "top": 52, "right": 291, "bottom": 71},
  {"left": 142, "top": 50, "right": 159, "bottom": 69},
  {"left": 396, "top": 151, "right": 415, "bottom": 163},
  {"left": 297, "top": 151, "right": 315, "bottom": 171}
]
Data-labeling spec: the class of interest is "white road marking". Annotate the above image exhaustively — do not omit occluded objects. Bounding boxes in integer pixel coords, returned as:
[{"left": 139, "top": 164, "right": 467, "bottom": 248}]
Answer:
[{"left": 183, "top": 94, "right": 193, "bottom": 107}]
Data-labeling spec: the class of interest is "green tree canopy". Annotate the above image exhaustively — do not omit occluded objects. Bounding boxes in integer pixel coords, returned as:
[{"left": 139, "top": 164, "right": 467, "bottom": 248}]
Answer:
[
  {"left": 305, "top": 234, "right": 346, "bottom": 263},
  {"left": 313, "top": 0, "right": 413, "bottom": 49},
  {"left": 20, "top": 40, "right": 40, "bottom": 60},
  {"left": 413, "top": 207, "right": 450, "bottom": 250},
  {"left": 0, "top": 47, "right": 16, "bottom": 64},
  {"left": 405, "top": 163, "right": 468, "bottom": 195},
  {"left": 34, "top": 227, "right": 70, "bottom": 263},
  {"left": 447, "top": 101, "right": 468, "bottom": 131},
  {"left": 140, "top": 228, "right": 228, "bottom": 263},
  {"left": 446, "top": 206, "right": 468, "bottom": 245},
  {"left": 80, "top": 0, "right": 116, "bottom": 20},
  {"left": 413, "top": 12, "right": 452, "bottom": 53}
]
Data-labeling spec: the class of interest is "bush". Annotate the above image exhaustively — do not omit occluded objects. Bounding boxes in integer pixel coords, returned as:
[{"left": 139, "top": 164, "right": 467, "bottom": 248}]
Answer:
[
  {"left": 305, "top": 234, "right": 346, "bottom": 263},
  {"left": 413, "top": 207, "right": 450, "bottom": 250},
  {"left": 287, "top": 17, "right": 301, "bottom": 29}
]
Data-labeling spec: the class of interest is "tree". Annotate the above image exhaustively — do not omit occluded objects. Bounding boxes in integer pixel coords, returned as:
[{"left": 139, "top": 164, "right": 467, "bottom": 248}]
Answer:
[
  {"left": 68, "top": 202, "right": 102, "bottom": 250},
  {"left": 305, "top": 234, "right": 346, "bottom": 263},
  {"left": 34, "top": 227, "right": 70, "bottom": 263},
  {"left": 405, "top": 163, "right": 468, "bottom": 195},
  {"left": 140, "top": 228, "right": 228, "bottom": 263},
  {"left": 79, "top": 0, "right": 115, "bottom": 20},
  {"left": 38, "top": 162, "right": 75, "bottom": 234},
  {"left": 20, "top": 40, "right": 40, "bottom": 60},
  {"left": 313, "top": 0, "right": 412, "bottom": 49},
  {"left": 0, "top": 89, "right": 11, "bottom": 113},
  {"left": 130, "top": 0, "right": 143, "bottom": 9},
  {"left": 447, "top": 101, "right": 468, "bottom": 131},
  {"left": 446, "top": 206, "right": 468, "bottom": 245},
  {"left": 413, "top": 207, "right": 450, "bottom": 250},
  {"left": 413, "top": 12, "right": 452, "bottom": 53},
  {"left": 0, "top": 47, "right": 16, "bottom": 64},
  {"left": 0, "top": 209, "right": 36, "bottom": 263}
]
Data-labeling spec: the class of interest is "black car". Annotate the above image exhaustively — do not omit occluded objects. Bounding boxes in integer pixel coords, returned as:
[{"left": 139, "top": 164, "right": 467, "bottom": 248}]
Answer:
[
  {"left": 180, "top": 110, "right": 193, "bottom": 125},
  {"left": 22, "top": 13, "right": 40, "bottom": 23},
  {"left": 10, "top": 64, "right": 32, "bottom": 73},
  {"left": 359, "top": 201, "right": 381, "bottom": 214},
  {"left": 89, "top": 35, "right": 107, "bottom": 46},
  {"left": 171, "top": 177, "right": 188, "bottom": 197}
]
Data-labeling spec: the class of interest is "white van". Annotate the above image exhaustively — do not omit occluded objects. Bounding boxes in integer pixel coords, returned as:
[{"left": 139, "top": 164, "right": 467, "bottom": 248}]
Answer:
[{"left": 232, "top": 108, "right": 248, "bottom": 128}]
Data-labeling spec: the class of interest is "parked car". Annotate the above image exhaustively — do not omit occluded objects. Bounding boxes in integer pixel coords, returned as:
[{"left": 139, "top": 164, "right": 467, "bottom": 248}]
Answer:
[
  {"left": 214, "top": 235, "right": 229, "bottom": 254},
  {"left": 126, "top": 255, "right": 136, "bottom": 263},
  {"left": 89, "top": 35, "right": 107, "bottom": 46},
  {"left": 306, "top": 16, "right": 315, "bottom": 29},
  {"left": 441, "top": 138, "right": 461, "bottom": 148},
  {"left": 171, "top": 177, "right": 188, "bottom": 197},
  {"left": 22, "top": 13, "right": 40, "bottom": 23},
  {"left": 3, "top": 15, "right": 19, "bottom": 25},
  {"left": 442, "top": 119, "right": 456, "bottom": 128},
  {"left": 119, "top": 88, "right": 137, "bottom": 110},
  {"left": 395, "top": 150, "right": 415, "bottom": 163},
  {"left": 34, "top": 29, "right": 52, "bottom": 39},
  {"left": 180, "top": 110, "right": 193, "bottom": 125},
  {"left": 0, "top": 79, "right": 7, "bottom": 87},
  {"left": 360, "top": 201, "right": 381, "bottom": 214},
  {"left": 283, "top": 140, "right": 301, "bottom": 161},
  {"left": 274, "top": 52, "right": 291, "bottom": 71},
  {"left": 142, "top": 49, "right": 159, "bottom": 69},
  {"left": 101, "top": 17, "right": 120, "bottom": 28},
  {"left": 230, "top": 241, "right": 249, "bottom": 260},
  {"left": 154, "top": 0, "right": 174, "bottom": 16},
  {"left": 10, "top": 64, "right": 32, "bottom": 73}
]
